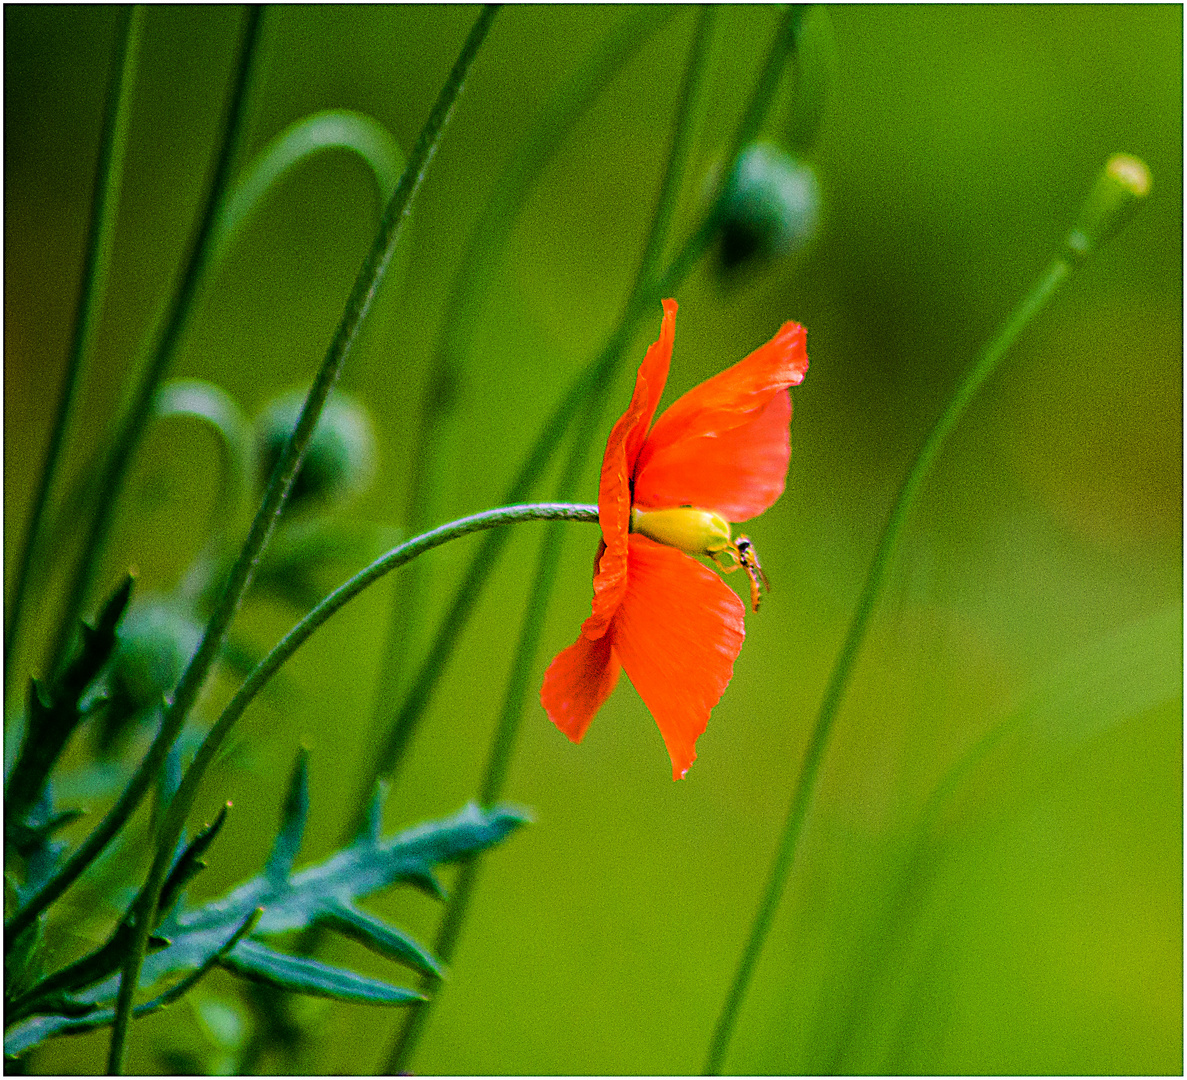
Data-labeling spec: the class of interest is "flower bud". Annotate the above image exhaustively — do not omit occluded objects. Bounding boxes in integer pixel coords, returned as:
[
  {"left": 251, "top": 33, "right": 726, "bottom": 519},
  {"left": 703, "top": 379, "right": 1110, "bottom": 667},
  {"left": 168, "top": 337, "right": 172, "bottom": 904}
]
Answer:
[
  {"left": 256, "top": 389, "right": 377, "bottom": 510},
  {"left": 1066, "top": 153, "right": 1152, "bottom": 261},
  {"left": 630, "top": 506, "right": 735, "bottom": 562},
  {"left": 718, "top": 141, "right": 820, "bottom": 269},
  {"left": 98, "top": 600, "right": 203, "bottom": 752}
]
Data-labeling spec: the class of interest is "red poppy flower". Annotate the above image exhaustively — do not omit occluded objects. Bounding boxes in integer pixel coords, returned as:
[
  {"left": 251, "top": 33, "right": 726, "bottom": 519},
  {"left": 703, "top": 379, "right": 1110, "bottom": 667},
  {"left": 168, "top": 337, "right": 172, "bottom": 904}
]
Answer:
[{"left": 541, "top": 299, "right": 808, "bottom": 778}]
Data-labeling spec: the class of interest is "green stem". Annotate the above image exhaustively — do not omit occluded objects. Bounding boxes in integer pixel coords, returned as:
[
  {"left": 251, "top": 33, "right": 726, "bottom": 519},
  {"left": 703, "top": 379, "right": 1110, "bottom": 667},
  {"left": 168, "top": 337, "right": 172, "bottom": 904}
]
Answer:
[
  {"left": 103, "top": 11, "right": 501, "bottom": 1070},
  {"left": 44, "top": 7, "right": 263, "bottom": 685},
  {"left": 4, "top": 6, "right": 143, "bottom": 691},
  {"left": 704, "top": 255, "right": 1085, "bottom": 1074},
  {"left": 351, "top": 2, "right": 802, "bottom": 825},
  {"left": 381, "top": 12, "right": 718, "bottom": 1070}
]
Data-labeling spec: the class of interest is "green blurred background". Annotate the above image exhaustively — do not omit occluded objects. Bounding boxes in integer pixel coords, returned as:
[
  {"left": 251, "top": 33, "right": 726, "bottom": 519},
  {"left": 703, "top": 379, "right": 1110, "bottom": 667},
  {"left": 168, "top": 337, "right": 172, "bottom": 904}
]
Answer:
[{"left": 5, "top": 5, "right": 1181, "bottom": 1074}]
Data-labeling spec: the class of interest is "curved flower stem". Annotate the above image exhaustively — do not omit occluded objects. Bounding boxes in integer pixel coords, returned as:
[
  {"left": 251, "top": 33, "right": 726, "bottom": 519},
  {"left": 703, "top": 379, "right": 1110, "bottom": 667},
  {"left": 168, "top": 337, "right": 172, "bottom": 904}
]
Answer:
[
  {"left": 43, "top": 7, "right": 263, "bottom": 684},
  {"left": 162, "top": 503, "right": 599, "bottom": 834},
  {"left": 352, "top": 2, "right": 804, "bottom": 826},
  {"left": 4, "top": 6, "right": 143, "bottom": 691},
  {"left": 101, "top": 8, "right": 501, "bottom": 1072},
  {"left": 703, "top": 155, "right": 1152, "bottom": 1074},
  {"left": 380, "top": 11, "right": 719, "bottom": 1072}
]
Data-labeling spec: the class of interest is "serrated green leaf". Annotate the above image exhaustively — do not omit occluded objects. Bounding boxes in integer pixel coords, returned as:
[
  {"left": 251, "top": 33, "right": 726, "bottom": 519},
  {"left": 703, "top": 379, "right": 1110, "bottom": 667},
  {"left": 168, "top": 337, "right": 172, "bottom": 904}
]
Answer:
[
  {"left": 4, "top": 909, "right": 258, "bottom": 1058},
  {"left": 264, "top": 749, "right": 309, "bottom": 884},
  {"left": 8, "top": 808, "right": 229, "bottom": 1024},
  {"left": 149, "top": 801, "right": 525, "bottom": 994},
  {"left": 4, "top": 575, "right": 133, "bottom": 837},
  {"left": 221, "top": 940, "right": 423, "bottom": 1004},
  {"left": 8, "top": 797, "right": 528, "bottom": 1052},
  {"left": 158, "top": 805, "right": 230, "bottom": 918}
]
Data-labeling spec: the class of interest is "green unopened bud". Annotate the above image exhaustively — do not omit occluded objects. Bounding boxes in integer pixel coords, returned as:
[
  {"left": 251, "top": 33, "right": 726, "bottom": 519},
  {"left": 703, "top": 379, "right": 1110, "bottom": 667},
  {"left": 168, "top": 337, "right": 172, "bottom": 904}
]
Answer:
[
  {"left": 631, "top": 506, "right": 735, "bottom": 562},
  {"left": 1066, "top": 153, "right": 1152, "bottom": 261},
  {"left": 256, "top": 389, "right": 377, "bottom": 509},
  {"left": 99, "top": 600, "right": 203, "bottom": 752},
  {"left": 719, "top": 141, "right": 820, "bottom": 269}
]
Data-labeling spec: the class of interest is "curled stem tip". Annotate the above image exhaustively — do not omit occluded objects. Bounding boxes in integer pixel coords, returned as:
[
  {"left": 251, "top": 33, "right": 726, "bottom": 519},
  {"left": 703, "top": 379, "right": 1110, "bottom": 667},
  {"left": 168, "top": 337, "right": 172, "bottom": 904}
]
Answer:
[{"left": 1067, "top": 152, "right": 1152, "bottom": 260}]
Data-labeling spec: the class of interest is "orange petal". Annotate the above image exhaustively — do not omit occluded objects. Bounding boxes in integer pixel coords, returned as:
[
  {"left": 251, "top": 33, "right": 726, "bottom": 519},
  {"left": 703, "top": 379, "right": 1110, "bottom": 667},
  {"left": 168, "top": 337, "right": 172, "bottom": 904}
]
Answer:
[
  {"left": 541, "top": 629, "right": 621, "bottom": 744},
  {"left": 612, "top": 535, "right": 746, "bottom": 779},
  {"left": 633, "top": 321, "right": 807, "bottom": 520},
  {"left": 633, "top": 391, "right": 791, "bottom": 522},
  {"left": 588, "top": 299, "right": 677, "bottom": 634}
]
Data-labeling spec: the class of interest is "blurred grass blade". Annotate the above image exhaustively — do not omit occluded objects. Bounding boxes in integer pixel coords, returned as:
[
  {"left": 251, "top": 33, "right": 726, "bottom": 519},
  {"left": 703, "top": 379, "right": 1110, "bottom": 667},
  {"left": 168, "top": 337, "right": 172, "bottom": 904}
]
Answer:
[
  {"left": 825, "top": 604, "right": 1183, "bottom": 1072},
  {"left": 923, "top": 603, "right": 1184, "bottom": 830},
  {"left": 1024, "top": 603, "right": 1182, "bottom": 743},
  {"left": 4, "top": 6, "right": 143, "bottom": 691}
]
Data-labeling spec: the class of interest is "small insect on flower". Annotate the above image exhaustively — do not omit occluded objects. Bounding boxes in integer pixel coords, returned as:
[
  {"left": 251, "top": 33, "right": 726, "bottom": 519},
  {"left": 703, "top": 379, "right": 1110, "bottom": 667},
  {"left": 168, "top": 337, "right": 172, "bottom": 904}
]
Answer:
[
  {"left": 732, "top": 535, "right": 769, "bottom": 613},
  {"left": 541, "top": 299, "right": 808, "bottom": 779}
]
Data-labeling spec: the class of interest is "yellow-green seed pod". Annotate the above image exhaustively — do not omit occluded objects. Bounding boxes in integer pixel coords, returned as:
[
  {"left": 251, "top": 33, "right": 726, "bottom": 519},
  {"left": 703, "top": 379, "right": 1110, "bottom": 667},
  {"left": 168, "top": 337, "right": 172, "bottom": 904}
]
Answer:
[{"left": 630, "top": 506, "right": 736, "bottom": 566}]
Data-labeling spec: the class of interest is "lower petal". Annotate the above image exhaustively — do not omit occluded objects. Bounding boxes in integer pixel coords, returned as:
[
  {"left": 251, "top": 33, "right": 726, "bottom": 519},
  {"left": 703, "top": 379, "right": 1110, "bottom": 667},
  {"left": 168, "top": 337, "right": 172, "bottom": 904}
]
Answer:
[
  {"left": 541, "top": 630, "right": 621, "bottom": 744},
  {"left": 612, "top": 535, "right": 746, "bottom": 779}
]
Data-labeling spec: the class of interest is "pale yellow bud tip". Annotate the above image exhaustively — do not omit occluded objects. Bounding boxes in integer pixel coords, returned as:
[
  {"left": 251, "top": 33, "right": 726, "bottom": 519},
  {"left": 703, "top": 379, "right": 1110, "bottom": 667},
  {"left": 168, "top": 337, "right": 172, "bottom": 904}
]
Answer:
[
  {"left": 1067, "top": 153, "right": 1152, "bottom": 259},
  {"left": 1106, "top": 153, "right": 1152, "bottom": 199}
]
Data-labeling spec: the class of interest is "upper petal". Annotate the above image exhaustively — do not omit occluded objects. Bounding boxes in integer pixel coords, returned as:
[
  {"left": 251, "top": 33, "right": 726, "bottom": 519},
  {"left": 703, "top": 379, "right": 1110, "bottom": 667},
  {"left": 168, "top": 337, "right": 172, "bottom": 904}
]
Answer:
[
  {"left": 612, "top": 534, "right": 746, "bottom": 779},
  {"left": 632, "top": 320, "right": 807, "bottom": 520},
  {"left": 633, "top": 391, "right": 792, "bottom": 522},
  {"left": 589, "top": 299, "right": 677, "bottom": 633}
]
